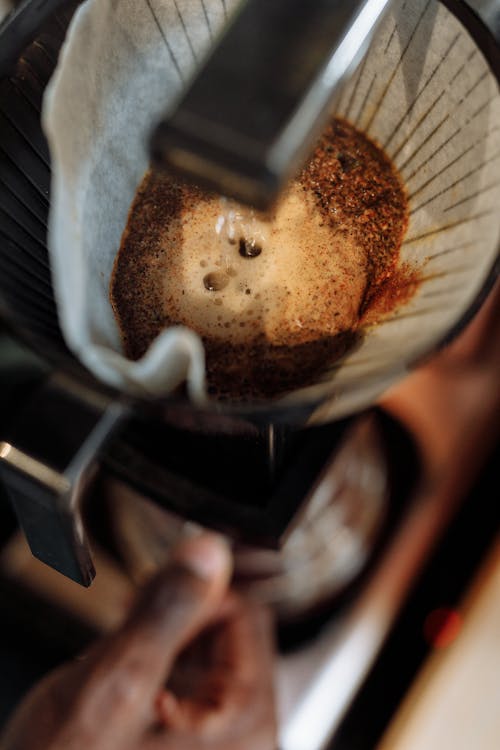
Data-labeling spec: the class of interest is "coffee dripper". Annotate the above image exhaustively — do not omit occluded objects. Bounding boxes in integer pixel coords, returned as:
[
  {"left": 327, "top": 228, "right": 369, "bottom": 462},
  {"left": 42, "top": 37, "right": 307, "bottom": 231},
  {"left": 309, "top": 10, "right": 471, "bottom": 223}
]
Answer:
[{"left": 0, "top": 0, "right": 498, "bottom": 621}]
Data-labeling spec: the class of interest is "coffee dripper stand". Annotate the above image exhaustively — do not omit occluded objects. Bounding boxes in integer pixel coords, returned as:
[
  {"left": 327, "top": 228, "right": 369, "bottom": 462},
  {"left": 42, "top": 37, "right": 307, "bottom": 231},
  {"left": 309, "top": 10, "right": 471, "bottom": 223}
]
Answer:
[
  {"left": 0, "top": 0, "right": 499, "bottom": 747},
  {"left": 0, "top": 0, "right": 425, "bottom": 596}
]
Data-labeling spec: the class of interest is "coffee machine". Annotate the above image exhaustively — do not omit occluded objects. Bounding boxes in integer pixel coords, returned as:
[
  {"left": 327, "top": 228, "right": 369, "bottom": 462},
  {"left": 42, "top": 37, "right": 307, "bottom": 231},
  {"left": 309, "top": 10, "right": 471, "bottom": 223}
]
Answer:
[{"left": 0, "top": 0, "right": 499, "bottom": 747}]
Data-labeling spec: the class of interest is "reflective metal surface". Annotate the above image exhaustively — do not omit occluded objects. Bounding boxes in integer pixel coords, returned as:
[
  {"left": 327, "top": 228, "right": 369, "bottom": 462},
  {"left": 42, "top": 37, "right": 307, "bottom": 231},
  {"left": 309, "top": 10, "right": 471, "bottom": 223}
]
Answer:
[
  {"left": 151, "top": 0, "right": 396, "bottom": 208},
  {"left": 0, "top": 373, "right": 125, "bottom": 585}
]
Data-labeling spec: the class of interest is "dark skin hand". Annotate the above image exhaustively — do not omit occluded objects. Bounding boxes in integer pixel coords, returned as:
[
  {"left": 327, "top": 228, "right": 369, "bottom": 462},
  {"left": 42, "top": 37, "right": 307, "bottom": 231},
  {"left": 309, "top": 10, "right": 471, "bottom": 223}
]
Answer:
[{"left": 0, "top": 534, "right": 276, "bottom": 750}]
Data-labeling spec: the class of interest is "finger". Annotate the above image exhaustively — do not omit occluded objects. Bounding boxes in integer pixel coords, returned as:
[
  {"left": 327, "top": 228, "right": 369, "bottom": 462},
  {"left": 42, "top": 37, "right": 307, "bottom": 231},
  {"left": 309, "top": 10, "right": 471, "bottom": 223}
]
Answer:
[
  {"left": 114, "top": 531, "right": 231, "bottom": 669},
  {"left": 77, "top": 533, "right": 232, "bottom": 725},
  {"left": 157, "top": 596, "right": 276, "bottom": 739},
  {"left": 438, "top": 277, "right": 500, "bottom": 365}
]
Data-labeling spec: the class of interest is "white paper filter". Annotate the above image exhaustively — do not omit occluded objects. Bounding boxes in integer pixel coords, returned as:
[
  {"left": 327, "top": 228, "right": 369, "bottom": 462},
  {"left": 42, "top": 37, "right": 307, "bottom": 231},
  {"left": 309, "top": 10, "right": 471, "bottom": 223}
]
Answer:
[{"left": 43, "top": 0, "right": 500, "bottom": 416}]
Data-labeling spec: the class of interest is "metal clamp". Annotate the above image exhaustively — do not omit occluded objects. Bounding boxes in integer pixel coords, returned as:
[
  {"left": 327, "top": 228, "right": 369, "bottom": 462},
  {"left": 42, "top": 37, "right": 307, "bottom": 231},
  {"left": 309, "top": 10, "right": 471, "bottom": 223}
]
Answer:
[{"left": 0, "top": 372, "right": 126, "bottom": 585}]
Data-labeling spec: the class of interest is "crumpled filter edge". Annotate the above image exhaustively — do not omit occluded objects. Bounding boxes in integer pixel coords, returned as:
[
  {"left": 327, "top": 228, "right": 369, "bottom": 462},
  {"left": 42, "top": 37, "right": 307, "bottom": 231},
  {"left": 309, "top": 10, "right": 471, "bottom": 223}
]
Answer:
[{"left": 41, "top": 0, "right": 208, "bottom": 403}]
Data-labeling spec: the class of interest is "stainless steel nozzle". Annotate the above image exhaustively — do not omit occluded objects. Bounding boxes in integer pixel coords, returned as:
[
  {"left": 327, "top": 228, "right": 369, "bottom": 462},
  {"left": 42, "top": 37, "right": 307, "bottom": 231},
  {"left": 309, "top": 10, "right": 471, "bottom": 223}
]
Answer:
[{"left": 151, "top": 0, "right": 395, "bottom": 209}]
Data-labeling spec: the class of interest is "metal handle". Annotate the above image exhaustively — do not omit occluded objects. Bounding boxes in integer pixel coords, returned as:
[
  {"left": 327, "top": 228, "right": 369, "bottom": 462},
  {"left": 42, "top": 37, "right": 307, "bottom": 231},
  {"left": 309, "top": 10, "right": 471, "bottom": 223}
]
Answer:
[{"left": 0, "top": 372, "right": 126, "bottom": 585}]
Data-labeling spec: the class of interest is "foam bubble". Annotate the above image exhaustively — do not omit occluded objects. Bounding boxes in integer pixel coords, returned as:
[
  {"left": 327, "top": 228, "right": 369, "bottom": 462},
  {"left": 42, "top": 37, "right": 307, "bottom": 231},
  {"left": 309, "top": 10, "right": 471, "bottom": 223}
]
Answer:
[{"left": 203, "top": 271, "right": 229, "bottom": 291}]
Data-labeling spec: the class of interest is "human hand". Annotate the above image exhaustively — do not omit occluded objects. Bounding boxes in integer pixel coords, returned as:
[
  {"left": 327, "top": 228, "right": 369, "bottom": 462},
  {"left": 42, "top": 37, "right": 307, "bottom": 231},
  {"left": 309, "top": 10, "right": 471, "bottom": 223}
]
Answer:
[
  {"left": 381, "top": 278, "right": 500, "bottom": 472},
  {"left": 1, "top": 534, "right": 276, "bottom": 750}
]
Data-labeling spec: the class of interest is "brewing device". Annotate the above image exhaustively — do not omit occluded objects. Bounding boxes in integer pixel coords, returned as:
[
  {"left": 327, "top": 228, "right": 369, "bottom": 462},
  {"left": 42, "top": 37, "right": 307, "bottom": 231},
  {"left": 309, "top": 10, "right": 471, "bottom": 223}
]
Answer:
[{"left": 0, "top": 0, "right": 499, "bottom": 747}]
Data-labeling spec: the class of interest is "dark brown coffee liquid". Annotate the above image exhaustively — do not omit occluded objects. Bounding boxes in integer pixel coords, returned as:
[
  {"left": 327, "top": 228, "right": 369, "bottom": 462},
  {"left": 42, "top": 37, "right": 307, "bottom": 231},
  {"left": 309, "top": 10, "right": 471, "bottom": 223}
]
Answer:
[{"left": 110, "top": 118, "right": 413, "bottom": 401}]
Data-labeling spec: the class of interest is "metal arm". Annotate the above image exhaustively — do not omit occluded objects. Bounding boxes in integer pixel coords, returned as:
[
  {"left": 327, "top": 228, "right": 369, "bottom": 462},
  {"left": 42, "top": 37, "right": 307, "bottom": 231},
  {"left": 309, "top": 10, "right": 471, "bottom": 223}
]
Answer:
[
  {"left": 0, "top": 366, "right": 125, "bottom": 586},
  {"left": 151, "top": 0, "right": 396, "bottom": 209}
]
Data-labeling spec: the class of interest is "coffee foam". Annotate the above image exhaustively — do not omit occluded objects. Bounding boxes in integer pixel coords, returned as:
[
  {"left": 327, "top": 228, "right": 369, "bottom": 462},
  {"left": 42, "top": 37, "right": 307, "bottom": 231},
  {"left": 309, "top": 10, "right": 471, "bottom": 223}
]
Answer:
[
  {"left": 159, "top": 184, "right": 367, "bottom": 347},
  {"left": 111, "top": 117, "right": 410, "bottom": 400}
]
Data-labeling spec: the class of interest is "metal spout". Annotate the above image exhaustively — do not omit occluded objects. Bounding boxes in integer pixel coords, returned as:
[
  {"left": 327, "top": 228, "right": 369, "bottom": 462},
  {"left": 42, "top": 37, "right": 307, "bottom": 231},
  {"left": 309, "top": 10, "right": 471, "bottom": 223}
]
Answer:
[{"left": 151, "top": 0, "right": 395, "bottom": 210}]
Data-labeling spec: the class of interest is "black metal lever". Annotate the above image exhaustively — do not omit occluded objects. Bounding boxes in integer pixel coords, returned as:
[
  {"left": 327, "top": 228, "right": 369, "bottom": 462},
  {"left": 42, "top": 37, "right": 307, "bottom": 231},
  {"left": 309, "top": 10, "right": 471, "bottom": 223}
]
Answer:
[{"left": 0, "top": 370, "right": 126, "bottom": 585}]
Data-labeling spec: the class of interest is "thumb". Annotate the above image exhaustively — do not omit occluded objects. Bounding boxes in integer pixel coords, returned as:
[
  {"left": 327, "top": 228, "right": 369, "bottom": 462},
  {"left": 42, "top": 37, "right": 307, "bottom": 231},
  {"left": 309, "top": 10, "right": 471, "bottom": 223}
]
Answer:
[{"left": 92, "top": 533, "right": 232, "bottom": 698}]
